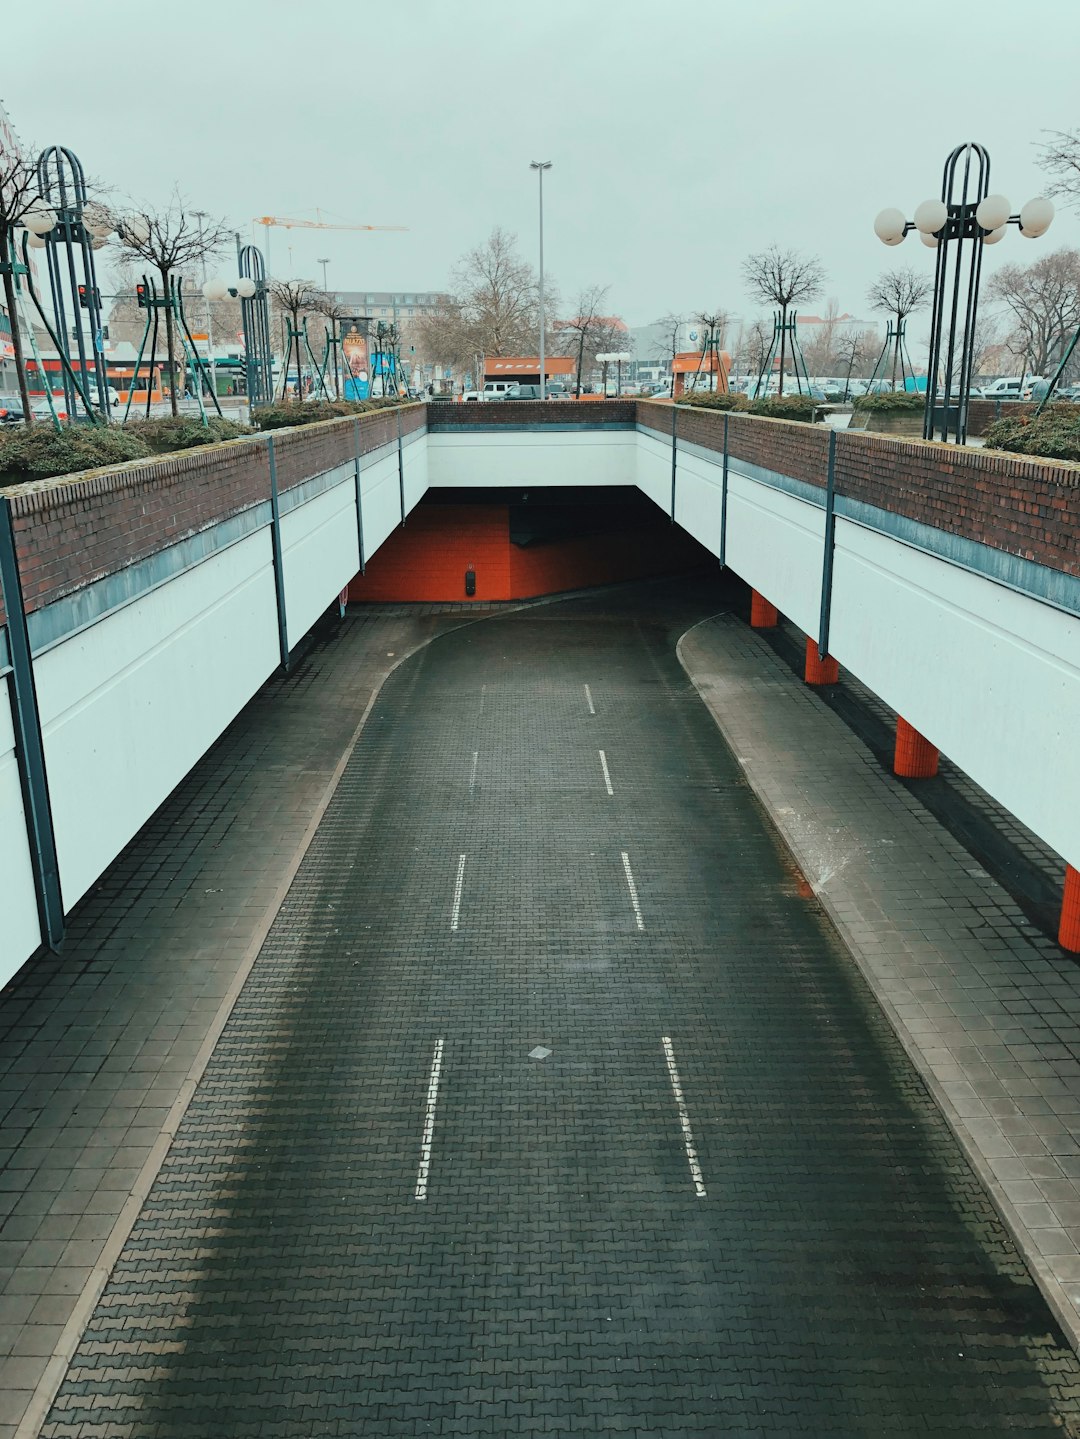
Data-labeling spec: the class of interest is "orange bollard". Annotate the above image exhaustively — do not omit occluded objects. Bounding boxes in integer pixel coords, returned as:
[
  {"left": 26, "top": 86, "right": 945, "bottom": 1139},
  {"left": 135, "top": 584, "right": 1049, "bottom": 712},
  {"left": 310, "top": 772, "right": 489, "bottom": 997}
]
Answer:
[
  {"left": 804, "top": 636, "right": 839, "bottom": 686},
  {"left": 1060, "top": 866, "right": 1080, "bottom": 953},
  {"left": 894, "top": 717, "right": 939, "bottom": 778},
  {"left": 750, "top": 590, "right": 778, "bottom": 628}
]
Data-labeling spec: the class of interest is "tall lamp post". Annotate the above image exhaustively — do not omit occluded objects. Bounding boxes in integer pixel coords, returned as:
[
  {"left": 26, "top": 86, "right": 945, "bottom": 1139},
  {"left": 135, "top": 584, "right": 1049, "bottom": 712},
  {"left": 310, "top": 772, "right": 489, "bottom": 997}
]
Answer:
[
  {"left": 874, "top": 143, "right": 1053, "bottom": 445},
  {"left": 530, "top": 160, "right": 552, "bottom": 399}
]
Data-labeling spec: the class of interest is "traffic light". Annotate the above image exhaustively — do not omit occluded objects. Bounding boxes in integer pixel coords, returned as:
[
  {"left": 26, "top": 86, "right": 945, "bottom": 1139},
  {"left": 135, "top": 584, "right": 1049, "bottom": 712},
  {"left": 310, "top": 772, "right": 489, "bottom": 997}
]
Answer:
[
  {"left": 77, "top": 285, "right": 89, "bottom": 308},
  {"left": 136, "top": 283, "right": 147, "bottom": 309}
]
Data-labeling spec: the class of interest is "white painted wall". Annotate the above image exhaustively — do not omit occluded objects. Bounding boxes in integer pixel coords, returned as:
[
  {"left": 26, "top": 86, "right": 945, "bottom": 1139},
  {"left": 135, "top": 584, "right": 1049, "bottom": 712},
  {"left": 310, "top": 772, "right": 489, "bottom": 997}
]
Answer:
[
  {"left": 0, "top": 678, "right": 42, "bottom": 974},
  {"left": 282, "top": 470, "right": 362, "bottom": 644},
  {"left": 34, "top": 531, "right": 281, "bottom": 913},
  {"left": 829, "top": 519, "right": 1080, "bottom": 866},
  {"left": 428, "top": 429, "right": 637, "bottom": 490},
  {"left": 362, "top": 449, "right": 406, "bottom": 559}
]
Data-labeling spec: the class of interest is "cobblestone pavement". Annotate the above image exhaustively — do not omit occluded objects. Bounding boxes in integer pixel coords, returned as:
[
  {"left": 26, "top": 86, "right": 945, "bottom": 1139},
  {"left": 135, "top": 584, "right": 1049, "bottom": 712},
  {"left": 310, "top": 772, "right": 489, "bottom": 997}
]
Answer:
[
  {"left": 33, "top": 579, "right": 1080, "bottom": 1436},
  {"left": 0, "top": 604, "right": 515, "bottom": 1438}
]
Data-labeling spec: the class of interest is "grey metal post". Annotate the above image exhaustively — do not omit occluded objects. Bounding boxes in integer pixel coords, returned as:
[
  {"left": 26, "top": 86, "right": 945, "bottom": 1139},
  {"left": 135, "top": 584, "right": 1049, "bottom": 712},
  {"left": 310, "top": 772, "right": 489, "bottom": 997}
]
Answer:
[
  {"left": 265, "top": 437, "right": 290, "bottom": 671},
  {"left": 397, "top": 407, "right": 406, "bottom": 524},
  {"left": 719, "top": 414, "right": 730, "bottom": 568},
  {"left": 353, "top": 418, "right": 366, "bottom": 574},
  {"left": 530, "top": 161, "right": 552, "bottom": 399},
  {"left": 817, "top": 429, "right": 838, "bottom": 661},
  {"left": 669, "top": 405, "right": 678, "bottom": 522},
  {"left": 0, "top": 496, "right": 64, "bottom": 951}
]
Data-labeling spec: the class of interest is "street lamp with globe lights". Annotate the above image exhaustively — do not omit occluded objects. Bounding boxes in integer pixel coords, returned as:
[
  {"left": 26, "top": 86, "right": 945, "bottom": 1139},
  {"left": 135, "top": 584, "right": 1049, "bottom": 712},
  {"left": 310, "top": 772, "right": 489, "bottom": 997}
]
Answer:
[{"left": 874, "top": 142, "right": 1053, "bottom": 444}]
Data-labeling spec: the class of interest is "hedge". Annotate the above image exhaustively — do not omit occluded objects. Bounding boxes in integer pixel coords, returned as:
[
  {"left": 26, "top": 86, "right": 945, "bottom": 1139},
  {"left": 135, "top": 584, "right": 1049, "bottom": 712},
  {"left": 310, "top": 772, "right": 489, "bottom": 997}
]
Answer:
[
  {"left": 0, "top": 425, "right": 152, "bottom": 481},
  {"left": 983, "top": 406, "right": 1080, "bottom": 462}
]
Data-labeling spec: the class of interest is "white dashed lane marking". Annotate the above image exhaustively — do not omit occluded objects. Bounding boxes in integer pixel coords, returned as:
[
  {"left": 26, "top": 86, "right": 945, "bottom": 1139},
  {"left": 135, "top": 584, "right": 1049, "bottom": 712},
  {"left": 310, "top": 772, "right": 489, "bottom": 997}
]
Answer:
[
  {"left": 414, "top": 1038, "right": 445, "bottom": 1201},
  {"left": 662, "top": 1036, "right": 707, "bottom": 1198},
  {"left": 621, "top": 851, "right": 644, "bottom": 931},
  {"left": 450, "top": 854, "right": 467, "bottom": 932}
]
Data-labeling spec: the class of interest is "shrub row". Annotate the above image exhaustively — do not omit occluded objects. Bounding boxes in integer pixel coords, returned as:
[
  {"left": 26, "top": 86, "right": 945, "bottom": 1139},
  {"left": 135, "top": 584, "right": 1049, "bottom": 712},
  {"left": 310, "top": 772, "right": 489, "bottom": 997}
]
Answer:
[
  {"left": 676, "top": 391, "right": 820, "bottom": 422},
  {"left": 851, "top": 391, "right": 924, "bottom": 413},
  {"left": 983, "top": 406, "right": 1080, "bottom": 462}
]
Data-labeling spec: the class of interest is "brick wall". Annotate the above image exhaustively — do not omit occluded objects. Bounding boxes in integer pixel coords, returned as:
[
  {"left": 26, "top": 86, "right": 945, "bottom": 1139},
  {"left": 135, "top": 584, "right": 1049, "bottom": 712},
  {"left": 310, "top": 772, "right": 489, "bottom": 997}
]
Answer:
[
  {"left": 346, "top": 500, "right": 707, "bottom": 603},
  {"left": 2, "top": 408, "right": 422, "bottom": 620},
  {"left": 638, "top": 399, "right": 1079, "bottom": 578},
  {"left": 427, "top": 399, "right": 637, "bottom": 428}
]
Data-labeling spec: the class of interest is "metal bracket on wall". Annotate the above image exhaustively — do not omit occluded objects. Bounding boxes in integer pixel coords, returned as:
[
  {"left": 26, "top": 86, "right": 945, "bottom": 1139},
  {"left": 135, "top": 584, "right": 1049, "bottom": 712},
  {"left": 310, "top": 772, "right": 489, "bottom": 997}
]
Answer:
[
  {"left": 353, "top": 418, "right": 366, "bottom": 575},
  {"left": 719, "top": 414, "right": 729, "bottom": 568},
  {"left": 397, "top": 408, "right": 406, "bottom": 525},
  {"left": 670, "top": 405, "right": 679, "bottom": 523},
  {"left": 265, "top": 437, "right": 290, "bottom": 672},
  {"left": 817, "top": 429, "right": 838, "bottom": 661},
  {"left": 0, "top": 496, "right": 65, "bottom": 952}
]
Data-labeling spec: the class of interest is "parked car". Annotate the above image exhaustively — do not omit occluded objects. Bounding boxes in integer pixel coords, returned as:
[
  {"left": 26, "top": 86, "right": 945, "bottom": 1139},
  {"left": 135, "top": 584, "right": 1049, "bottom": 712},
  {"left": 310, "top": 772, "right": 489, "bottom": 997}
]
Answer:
[
  {"left": 503, "top": 383, "right": 542, "bottom": 400},
  {"left": 482, "top": 380, "right": 515, "bottom": 401},
  {"left": 30, "top": 399, "right": 69, "bottom": 422},
  {"left": 0, "top": 392, "right": 26, "bottom": 424}
]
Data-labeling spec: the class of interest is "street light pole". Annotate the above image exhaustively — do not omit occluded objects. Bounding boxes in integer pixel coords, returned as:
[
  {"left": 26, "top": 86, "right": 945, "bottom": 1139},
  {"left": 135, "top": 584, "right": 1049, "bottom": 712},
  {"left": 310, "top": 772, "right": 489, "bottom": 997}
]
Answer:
[
  {"left": 192, "top": 210, "right": 217, "bottom": 404},
  {"left": 530, "top": 161, "right": 552, "bottom": 399},
  {"left": 318, "top": 257, "right": 330, "bottom": 293}
]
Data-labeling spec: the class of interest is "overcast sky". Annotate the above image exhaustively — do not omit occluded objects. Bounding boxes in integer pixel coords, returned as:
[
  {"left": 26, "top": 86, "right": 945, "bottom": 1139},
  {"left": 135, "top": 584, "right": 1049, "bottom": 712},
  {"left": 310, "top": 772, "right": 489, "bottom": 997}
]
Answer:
[{"left": 3, "top": 0, "right": 1078, "bottom": 329}]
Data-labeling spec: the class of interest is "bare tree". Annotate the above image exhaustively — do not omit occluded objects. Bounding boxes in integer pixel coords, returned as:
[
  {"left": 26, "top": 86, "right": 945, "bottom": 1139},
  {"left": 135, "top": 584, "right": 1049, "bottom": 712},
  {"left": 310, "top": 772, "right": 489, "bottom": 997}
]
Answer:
[
  {"left": 310, "top": 292, "right": 352, "bottom": 398},
  {"left": 112, "top": 194, "right": 231, "bottom": 415},
  {"left": 688, "top": 311, "right": 729, "bottom": 392},
  {"left": 555, "top": 284, "right": 610, "bottom": 396},
  {"left": 653, "top": 312, "right": 684, "bottom": 394},
  {"left": 268, "top": 279, "right": 326, "bottom": 399},
  {"left": 741, "top": 246, "right": 825, "bottom": 395},
  {"left": 986, "top": 248, "right": 1080, "bottom": 376},
  {"left": 866, "top": 267, "right": 932, "bottom": 388},
  {"left": 1036, "top": 130, "right": 1080, "bottom": 210},
  {"left": 835, "top": 331, "right": 865, "bottom": 400},
  {"left": 0, "top": 140, "right": 53, "bottom": 423},
  {"left": 746, "top": 317, "right": 771, "bottom": 386}
]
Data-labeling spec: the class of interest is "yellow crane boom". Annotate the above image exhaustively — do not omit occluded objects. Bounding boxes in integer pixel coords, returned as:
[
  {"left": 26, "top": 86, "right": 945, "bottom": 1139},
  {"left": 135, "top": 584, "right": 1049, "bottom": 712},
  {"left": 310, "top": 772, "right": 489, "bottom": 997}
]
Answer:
[{"left": 255, "top": 214, "right": 407, "bottom": 232}]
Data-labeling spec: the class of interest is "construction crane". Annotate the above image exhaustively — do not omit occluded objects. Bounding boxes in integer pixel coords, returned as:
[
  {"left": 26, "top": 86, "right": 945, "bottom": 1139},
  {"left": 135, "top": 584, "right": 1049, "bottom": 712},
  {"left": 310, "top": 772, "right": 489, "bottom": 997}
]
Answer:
[
  {"left": 254, "top": 214, "right": 408, "bottom": 283},
  {"left": 254, "top": 214, "right": 407, "bottom": 233}
]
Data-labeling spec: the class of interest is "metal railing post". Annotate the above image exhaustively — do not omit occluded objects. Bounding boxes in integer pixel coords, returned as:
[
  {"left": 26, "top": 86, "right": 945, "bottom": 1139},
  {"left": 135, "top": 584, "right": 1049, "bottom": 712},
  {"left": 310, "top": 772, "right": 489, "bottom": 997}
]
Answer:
[
  {"left": 266, "top": 437, "right": 290, "bottom": 671},
  {"left": 353, "top": 418, "right": 366, "bottom": 575},
  {"left": 397, "top": 407, "right": 406, "bottom": 525},
  {"left": 817, "top": 429, "right": 838, "bottom": 661},
  {"left": 719, "top": 414, "right": 729, "bottom": 568},
  {"left": 669, "top": 405, "right": 678, "bottom": 523},
  {"left": 0, "top": 496, "right": 64, "bottom": 951}
]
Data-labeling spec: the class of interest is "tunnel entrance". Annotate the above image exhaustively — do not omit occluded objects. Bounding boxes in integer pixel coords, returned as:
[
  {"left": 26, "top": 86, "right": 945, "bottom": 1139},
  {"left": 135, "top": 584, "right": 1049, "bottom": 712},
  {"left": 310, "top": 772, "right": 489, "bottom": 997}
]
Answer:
[{"left": 346, "top": 486, "right": 711, "bottom": 603}]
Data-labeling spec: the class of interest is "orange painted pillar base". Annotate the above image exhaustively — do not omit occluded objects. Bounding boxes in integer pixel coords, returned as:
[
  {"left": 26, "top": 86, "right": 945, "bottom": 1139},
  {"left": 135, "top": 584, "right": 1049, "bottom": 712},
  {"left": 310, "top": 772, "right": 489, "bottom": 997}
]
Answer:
[
  {"left": 750, "top": 590, "right": 778, "bottom": 628},
  {"left": 1060, "top": 866, "right": 1080, "bottom": 953},
  {"left": 804, "top": 636, "right": 839, "bottom": 686},
  {"left": 894, "top": 717, "right": 939, "bottom": 778}
]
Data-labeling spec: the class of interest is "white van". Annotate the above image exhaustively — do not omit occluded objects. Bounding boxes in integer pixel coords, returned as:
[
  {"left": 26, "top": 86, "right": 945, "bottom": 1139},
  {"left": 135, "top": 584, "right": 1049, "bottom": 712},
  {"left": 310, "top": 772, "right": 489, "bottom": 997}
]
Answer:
[
  {"left": 482, "top": 380, "right": 515, "bottom": 401},
  {"left": 983, "top": 377, "right": 1024, "bottom": 398}
]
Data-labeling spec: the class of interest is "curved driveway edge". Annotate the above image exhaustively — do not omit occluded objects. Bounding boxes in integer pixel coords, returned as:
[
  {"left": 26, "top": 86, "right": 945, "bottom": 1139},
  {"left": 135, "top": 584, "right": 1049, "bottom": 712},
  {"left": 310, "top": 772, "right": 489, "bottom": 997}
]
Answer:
[{"left": 679, "top": 611, "right": 1080, "bottom": 1355}]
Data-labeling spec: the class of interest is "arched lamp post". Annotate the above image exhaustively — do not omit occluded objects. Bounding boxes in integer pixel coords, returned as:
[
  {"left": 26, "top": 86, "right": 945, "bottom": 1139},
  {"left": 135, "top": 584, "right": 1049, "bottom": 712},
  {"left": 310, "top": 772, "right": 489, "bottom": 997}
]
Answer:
[{"left": 874, "top": 142, "right": 1053, "bottom": 445}]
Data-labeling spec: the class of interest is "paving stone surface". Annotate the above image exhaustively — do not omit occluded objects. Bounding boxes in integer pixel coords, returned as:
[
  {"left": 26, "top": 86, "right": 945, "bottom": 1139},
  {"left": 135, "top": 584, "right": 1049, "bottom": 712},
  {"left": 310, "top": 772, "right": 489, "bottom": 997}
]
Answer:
[
  {"left": 30, "top": 578, "right": 1080, "bottom": 1437},
  {"left": 0, "top": 604, "right": 509, "bottom": 1438}
]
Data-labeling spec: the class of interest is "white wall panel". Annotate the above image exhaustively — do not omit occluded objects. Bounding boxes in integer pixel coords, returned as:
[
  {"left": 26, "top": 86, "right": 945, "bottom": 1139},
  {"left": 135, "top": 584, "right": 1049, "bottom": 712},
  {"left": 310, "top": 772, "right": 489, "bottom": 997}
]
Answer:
[
  {"left": 428, "top": 430, "right": 636, "bottom": 490},
  {"left": 0, "top": 679, "right": 42, "bottom": 981},
  {"left": 361, "top": 451, "right": 405, "bottom": 559},
  {"left": 828, "top": 519, "right": 1080, "bottom": 865},
  {"left": 724, "top": 470, "right": 826, "bottom": 639},
  {"left": 282, "top": 474, "right": 362, "bottom": 643},
  {"left": 35, "top": 531, "right": 280, "bottom": 910}
]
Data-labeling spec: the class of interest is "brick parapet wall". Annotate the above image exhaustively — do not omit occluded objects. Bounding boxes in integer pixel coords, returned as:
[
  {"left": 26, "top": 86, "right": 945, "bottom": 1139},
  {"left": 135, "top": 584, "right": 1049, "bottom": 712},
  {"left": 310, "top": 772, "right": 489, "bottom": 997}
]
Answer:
[
  {"left": 427, "top": 399, "right": 637, "bottom": 427},
  {"left": 638, "top": 400, "right": 1079, "bottom": 578},
  {"left": 2, "top": 406, "right": 422, "bottom": 619}
]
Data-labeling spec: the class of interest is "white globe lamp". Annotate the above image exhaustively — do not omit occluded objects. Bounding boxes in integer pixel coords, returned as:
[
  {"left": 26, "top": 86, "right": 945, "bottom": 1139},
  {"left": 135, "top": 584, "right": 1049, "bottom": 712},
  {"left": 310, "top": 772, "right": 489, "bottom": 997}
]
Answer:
[
  {"left": 913, "top": 199, "right": 947, "bottom": 235},
  {"left": 975, "top": 193, "right": 1011, "bottom": 232},
  {"left": 121, "top": 215, "right": 150, "bottom": 246},
  {"left": 1019, "top": 197, "right": 1054, "bottom": 238},
  {"left": 26, "top": 231, "right": 47, "bottom": 250},
  {"left": 920, "top": 232, "right": 939, "bottom": 248},
  {"left": 235, "top": 277, "right": 257, "bottom": 300},
  {"left": 23, "top": 204, "right": 56, "bottom": 236},
  {"left": 202, "top": 277, "right": 229, "bottom": 302},
  {"left": 982, "top": 226, "right": 1006, "bottom": 245},
  {"left": 874, "top": 207, "right": 907, "bottom": 243}
]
